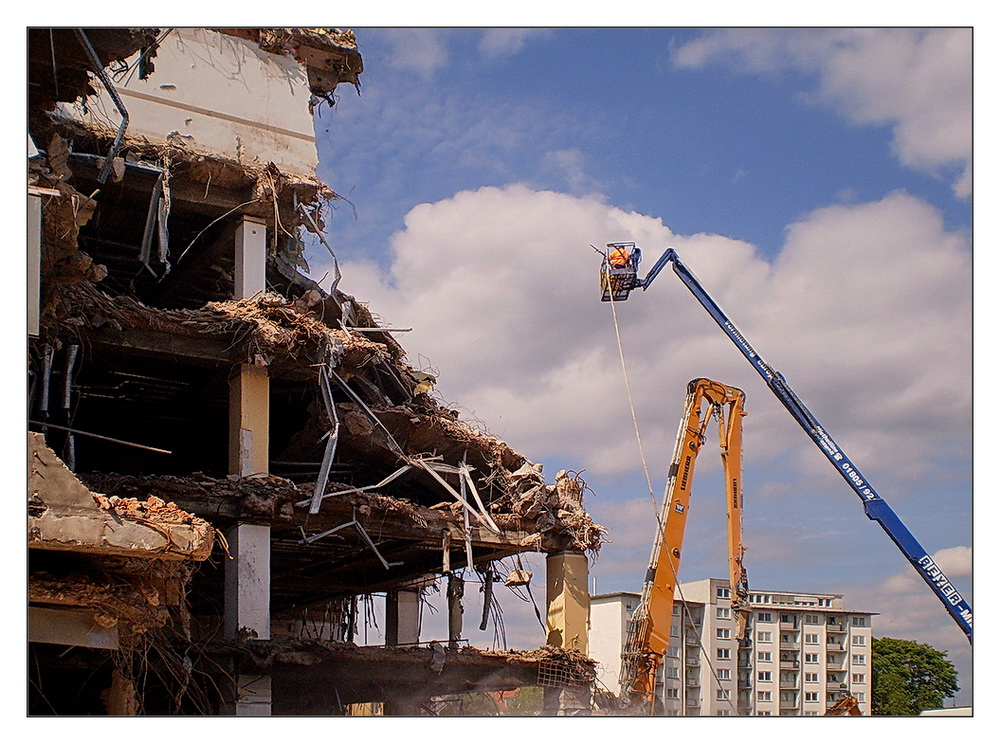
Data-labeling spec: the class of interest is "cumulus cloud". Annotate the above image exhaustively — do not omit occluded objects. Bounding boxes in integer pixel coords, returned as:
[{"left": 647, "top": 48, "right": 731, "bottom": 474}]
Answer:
[
  {"left": 340, "top": 184, "right": 970, "bottom": 485},
  {"left": 671, "top": 29, "right": 972, "bottom": 197}
]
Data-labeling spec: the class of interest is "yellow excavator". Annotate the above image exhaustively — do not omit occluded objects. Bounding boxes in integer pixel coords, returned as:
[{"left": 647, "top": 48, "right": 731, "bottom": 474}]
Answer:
[
  {"left": 825, "top": 695, "right": 862, "bottom": 716},
  {"left": 618, "top": 378, "right": 751, "bottom": 712}
]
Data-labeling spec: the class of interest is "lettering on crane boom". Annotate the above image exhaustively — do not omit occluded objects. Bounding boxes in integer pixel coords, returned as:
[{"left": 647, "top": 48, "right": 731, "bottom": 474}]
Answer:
[
  {"left": 680, "top": 455, "right": 693, "bottom": 491},
  {"left": 918, "top": 555, "right": 970, "bottom": 616},
  {"left": 722, "top": 321, "right": 763, "bottom": 367},
  {"left": 813, "top": 426, "right": 843, "bottom": 460},
  {"left": 840, "top": 461, "right": 876, "bottom": 499}
]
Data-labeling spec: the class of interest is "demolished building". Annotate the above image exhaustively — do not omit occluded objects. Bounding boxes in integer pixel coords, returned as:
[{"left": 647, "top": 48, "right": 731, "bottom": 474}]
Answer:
[{"left": 26, "top": 27, "right": 602, "bottom": 715}]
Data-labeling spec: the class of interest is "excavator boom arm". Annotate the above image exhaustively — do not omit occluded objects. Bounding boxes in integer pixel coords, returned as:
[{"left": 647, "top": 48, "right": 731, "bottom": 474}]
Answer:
[{"left": 619, "top": 378, "right": 750, "bottom": 705}]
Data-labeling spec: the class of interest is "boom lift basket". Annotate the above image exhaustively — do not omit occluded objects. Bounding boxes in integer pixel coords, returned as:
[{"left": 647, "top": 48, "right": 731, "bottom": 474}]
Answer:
[{"left": 600, "top": 242, "right": 640, "bottom": 301}]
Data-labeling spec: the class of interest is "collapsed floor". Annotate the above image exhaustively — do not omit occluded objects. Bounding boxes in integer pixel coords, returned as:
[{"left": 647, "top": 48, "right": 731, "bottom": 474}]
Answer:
[{"left": 28, "top": 27, "right": 602, "bottom": 715}]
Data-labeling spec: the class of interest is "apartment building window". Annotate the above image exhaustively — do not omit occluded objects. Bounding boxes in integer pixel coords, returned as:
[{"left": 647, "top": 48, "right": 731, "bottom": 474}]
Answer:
[
  {"left": 804, "top": 673, "right": 819, "bottom": 682},
  {"left": 852, "top": 673, "right": 866, "bottom": 684},
  {"left": 804, "top": 653, "right": 819, "bottom": 663},
  {"left": 717, "top": 587, "right": 731, "bottom": 599},
  {"left": 665, "top": 688, "right": 679, "bottom": 699},
  {"left": 805, "top": 692, "right": 819, "bottom": 702},
  {"left": 852, "top": 654, "right": 866, "bottom": 665},
  {"left": 852, "top": 616, "right": 868, "bottom": 627},
  {"left": 804, "top": 614, "right": 820, "bottom": 624},
  {"left": 758, "top": 612, "right": 772, "bottom": 622},
  {"left": 717, "top": 689, "right": 730, "bottom": 701},
  {"left": 780, "top": 614, "right": 794, "bottom": 624},
  {"left": 852, "top": 635, "right": 867, "bottom": 646},
  {"left": 666, "top": 646, "right": 680, "bottom": 659},
  {"left": 717, "top": 668, "right": 731, "bottom": 680},
  {"left": 756, "top": 711, "right": 772, "bottom": 716},
  {"left": 758, "top": 671, "right": 772, "bottom": 682},
  {"left": 717, "top": 607, "right": 731, "bottom": 619},
  {"left": 664, "top": 666, "right": 679, "bottom": 679},
  {"left": 804, "top": 633, "right": 819, "bottom": 644},
  {"left": 717, "top": 710, "right": 731, "bottom": 716},
  {"left": 717, "top": 648, "right": 731, "bottom": 660},
  {"left": 856, "top": 693, "right": 866, "bottom": 703},
  {"left": 757, "top": 691, "right": 772, "bottom": 702},
  {"left": 717, "top": 628, "right": 731, "bottom": 640},
  {"left": 757, "top": 631, "right": 772, "bottom": 643},
  {"left": 758, "top": 651, "right": 772, "bottom": 662}
]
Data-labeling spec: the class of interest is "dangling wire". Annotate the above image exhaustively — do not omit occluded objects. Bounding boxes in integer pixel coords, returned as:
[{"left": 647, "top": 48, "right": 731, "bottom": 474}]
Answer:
[{"left": 604, "top": 264, "right": 660, "bottom": 524}]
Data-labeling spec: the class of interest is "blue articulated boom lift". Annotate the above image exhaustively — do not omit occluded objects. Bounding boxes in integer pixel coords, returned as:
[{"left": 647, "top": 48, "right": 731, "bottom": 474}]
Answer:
[{"left": 598, "top": 243, "right": 972, "bottom": 644}]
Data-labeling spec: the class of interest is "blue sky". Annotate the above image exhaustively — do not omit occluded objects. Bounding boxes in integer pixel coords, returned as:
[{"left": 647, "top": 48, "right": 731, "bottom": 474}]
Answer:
[{"left": 304, "top": 27, "right": 973, "bottom": 704}]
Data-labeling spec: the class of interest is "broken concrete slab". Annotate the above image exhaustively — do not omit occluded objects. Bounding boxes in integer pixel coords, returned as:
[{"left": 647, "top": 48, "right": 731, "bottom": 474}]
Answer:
[{"left": 29, "top": 432, "right": 213, "bottom": 560}]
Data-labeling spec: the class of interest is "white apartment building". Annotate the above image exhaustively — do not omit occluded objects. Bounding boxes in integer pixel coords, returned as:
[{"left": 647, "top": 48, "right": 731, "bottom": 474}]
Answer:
[{"left": 590, "top": 578, "right": 876, "bottom": 716}]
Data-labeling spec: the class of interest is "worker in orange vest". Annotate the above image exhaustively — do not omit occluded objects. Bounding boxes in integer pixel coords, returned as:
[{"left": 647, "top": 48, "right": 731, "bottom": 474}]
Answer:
[{"left": 608, "top": 244, "right": 632, "bottom": 269}]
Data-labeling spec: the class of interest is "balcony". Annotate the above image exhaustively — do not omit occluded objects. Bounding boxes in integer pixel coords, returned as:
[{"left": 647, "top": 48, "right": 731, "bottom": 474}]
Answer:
[
  {"left": 779, "top": 680, "right": 799, "bottom": 690},
  {"left": 779, "top": 641, "right": 799, "bottom": 650},
  {"left": 779, "top": 660, "right": 800, "bottom": 670}
]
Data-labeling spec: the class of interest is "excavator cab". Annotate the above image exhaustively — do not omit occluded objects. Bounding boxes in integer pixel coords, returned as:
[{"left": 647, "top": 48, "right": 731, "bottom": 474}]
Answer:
[{"left": 600, "top": 242, "right": 641, "bottom": 301}]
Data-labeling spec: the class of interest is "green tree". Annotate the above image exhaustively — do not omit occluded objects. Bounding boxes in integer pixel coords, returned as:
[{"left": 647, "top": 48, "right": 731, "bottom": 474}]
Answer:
[{"left": 871, "top": 637, "right": 959, "bottom": 715}]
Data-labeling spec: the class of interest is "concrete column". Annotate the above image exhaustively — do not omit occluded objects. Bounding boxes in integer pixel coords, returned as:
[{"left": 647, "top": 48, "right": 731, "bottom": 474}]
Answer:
[
  {"left": 234, "top": 218, "right": 267, "bottom": 299},
  {"left": 224, "top": 216, "right": 271, "bottom": 716},
  {"left": 544, "top": 550, "right": 592, "bottom": 716},
  {"left": 384, "top": 586, "right": 424, "bottom": 715},
  {"left": 105, "top": 670, "right": 138, "bottom": 716},
  {"left": 385, "top": 587, "right": 421, "bottom": 646},
  {"left": 545, "top": 550, "right": 590, "bottom": 653},
  {"left": 228, "top": 364, "right": 269, "bottom": 476},
  {"left": 223, "top": 524, "right": 271, "bottom": 640},
  {"left": 447, "top": 572, "right": 464, "bottom": 649},
  {"left": 28, "top": 194, "right": 41, "bottom": 337}
]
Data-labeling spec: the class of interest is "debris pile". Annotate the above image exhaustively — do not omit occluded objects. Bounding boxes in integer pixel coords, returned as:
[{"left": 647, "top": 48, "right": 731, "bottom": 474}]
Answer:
[
  {"left": 498, "top": 467, "right": 605, "bottom": 554},
  {"left": 91, "top": 494, "right": 215, "bottom": 561}
]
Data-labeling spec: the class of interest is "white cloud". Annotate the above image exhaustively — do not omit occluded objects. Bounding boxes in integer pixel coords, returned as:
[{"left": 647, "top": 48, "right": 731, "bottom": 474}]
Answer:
[
  {"left": 849, "top": 545, "right": 973, "bottom": 701},
  {"left": 671, "top": 29, "right": 972, "bottom": 197},
  {"left": 340, "top": 184, "right": 970, "bottom": 486},
  {"left": 541, "top": 148, "right": 603, "bottom": 196},
  {"left": 478, "top": 29, "right": 551, "bottom": 59},
  {"left": 379, "top": 29, "right": 450, "bottom": 77}
]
